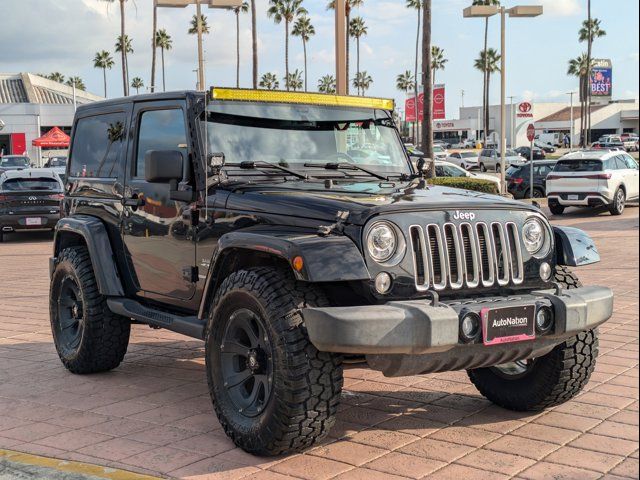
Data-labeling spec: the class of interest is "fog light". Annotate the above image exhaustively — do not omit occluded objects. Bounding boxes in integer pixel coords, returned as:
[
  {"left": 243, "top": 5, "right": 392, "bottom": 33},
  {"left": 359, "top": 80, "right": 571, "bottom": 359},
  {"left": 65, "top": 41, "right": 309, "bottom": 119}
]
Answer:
[
  {"left": 540, "top": 262, "right": 552, "bottom": 281},
  {"left": 535, "top": 306, "right": 554, "bottom": 333},
  {"left": 460, "top": 311, "right": 481, "bottom": 342},
  {"left": 374, "top": 272, "right": 392, "bottom": 294}
]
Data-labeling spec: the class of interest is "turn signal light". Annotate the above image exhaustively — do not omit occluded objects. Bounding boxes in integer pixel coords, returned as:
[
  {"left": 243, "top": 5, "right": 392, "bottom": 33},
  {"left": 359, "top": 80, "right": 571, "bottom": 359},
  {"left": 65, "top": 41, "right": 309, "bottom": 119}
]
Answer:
[{"left": 292, "top": 256, "right": 304, "bottom": 272}]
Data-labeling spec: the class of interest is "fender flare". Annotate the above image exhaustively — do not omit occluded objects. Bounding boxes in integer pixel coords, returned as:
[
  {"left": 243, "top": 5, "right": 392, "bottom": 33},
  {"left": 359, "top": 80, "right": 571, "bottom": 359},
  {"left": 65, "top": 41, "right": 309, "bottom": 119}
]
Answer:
[
  {"left": 53, "top": 216, "right": 125, "bottom": 296},
  {"left": 198, "top": 231, "right": 370, "bottom": 319},
  {"left": 553, "top": 225, "right": 600, "bottom": 267}
]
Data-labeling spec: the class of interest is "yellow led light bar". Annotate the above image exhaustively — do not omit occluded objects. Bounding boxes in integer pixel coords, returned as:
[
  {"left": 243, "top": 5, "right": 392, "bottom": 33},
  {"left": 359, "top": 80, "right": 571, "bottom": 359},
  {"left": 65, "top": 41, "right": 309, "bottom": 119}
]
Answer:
[{"left": 210, "top": 87, "right": 395, "bottom": 111}]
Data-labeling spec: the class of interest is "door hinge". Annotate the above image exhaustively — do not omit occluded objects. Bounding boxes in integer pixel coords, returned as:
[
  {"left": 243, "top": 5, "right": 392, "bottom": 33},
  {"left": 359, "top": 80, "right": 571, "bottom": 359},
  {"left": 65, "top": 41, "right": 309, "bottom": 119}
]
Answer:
[{"left": 183, "top": 266, "right": 199, "bottom": 283}]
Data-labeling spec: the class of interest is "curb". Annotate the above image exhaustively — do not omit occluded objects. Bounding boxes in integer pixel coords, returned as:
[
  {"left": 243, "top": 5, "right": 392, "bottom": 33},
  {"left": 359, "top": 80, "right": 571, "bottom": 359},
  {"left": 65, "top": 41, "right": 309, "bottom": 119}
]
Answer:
[{"left": 0, "top": 449, "right": 161, "bottom": 480}]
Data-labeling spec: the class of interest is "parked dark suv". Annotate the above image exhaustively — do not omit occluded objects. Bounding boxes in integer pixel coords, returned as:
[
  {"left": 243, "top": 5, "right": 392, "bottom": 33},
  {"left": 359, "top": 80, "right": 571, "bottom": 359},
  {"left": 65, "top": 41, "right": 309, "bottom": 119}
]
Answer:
[
  {"left": 49, "top": 89, "right": 613, "bottom": 456},
  {"left": 506, "top": 160, "right": 557, "bottom": 199},
  {"left": 0, "top": 169, "right": 63, "bottom": 242}
]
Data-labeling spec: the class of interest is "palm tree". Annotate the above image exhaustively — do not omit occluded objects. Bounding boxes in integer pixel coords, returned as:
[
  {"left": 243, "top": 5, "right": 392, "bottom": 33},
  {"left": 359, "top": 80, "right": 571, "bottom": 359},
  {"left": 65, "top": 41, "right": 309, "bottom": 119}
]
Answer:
[
  {"left": 250, "top": 0, "right": 258, "bottom": 89},
  {"left": 474, "top": 48, "right": 501, "bottom": 139},
  {"left": 421, "top": 0, "right": 433, "bottom": 173},
  {"left": 579, "top": 14, "right": 606, "bottom": 143},
  {"left": 47, "top": 72, "right": 65, "bottom": 83},
  {"left": 472, "top": 0, "right": 500, "bottom": 145},
  {"left": 93, "top": 50, "right": 115, "bottom": 97},
  {"left": 101, "top": 0, "right": 129, "bottom": 96},
  {"left": 406, "top": 0, "right": 421, "bottom": 145},
  {"left": 267, "top": 1, "right": 307, "bottom": 91},
  {"left": 327, "top": 0, "right": 364, "bottom": 95},
  {"left": 568, "top": 53, "right": 593, "bottom": 147},
  {"left": 284, "top": 69, "right": 304, "bottom": 91},
  {"left": 66, "top": 77, "right": 86, "bottom": 91},
  {"left": 131, "top": 77, "right": 144, "bottom": 94},
  {"left": 231, "top": 2, "right": 250, "bottom": 88},
  {"left": 352, "top": 71, "right": 372, "bottom": 96},
  {"left": 115, "top": 35, "right": 133, "bottom": 90},
  {"left": 292, "top": 15, "right": 315, "bottom": 92},
  {"left": 318, "top": 74, "right": 336, "bottom": 93},
  {"left": 430, "top": 46, "right": 447, "bottom": 85},
  {"left": 189, "top": 14, "right": 210, "bottom": 35},
  {"left": 155, "top": 29, "right": 173, "bottom": 92},
  {"left": 151, "top": 0, "right": 158, "bottom": 93},
  {"left": 349, "top": 16, "right": 367, "bottom": 95},
  {"left": 259, "top": 72, "right": 280, "bottom": 90}
]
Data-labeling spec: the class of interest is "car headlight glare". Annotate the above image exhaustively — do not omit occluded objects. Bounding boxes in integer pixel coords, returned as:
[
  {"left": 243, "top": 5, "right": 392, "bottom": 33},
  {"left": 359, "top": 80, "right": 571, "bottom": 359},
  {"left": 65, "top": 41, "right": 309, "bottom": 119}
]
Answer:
[
  {"left": 367, "top": 222, "right": 397, "bottom": 263},
  {"left": 522, "top": 218, "right": 546, "bottom": 255}
]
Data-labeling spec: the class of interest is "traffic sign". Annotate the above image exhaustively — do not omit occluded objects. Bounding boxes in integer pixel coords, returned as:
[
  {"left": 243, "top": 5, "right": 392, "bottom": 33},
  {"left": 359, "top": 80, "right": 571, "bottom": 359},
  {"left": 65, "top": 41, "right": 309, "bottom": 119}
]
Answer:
[{"left": 527, "top": 124, "right": 536, "bottom": 143}]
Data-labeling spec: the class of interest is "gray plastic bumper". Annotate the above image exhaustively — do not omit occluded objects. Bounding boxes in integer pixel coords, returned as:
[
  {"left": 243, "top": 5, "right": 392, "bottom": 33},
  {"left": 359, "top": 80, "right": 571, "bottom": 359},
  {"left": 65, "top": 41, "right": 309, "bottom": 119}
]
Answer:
[{"left": 302, "top": 286, "right": 613, "bottom": 356}]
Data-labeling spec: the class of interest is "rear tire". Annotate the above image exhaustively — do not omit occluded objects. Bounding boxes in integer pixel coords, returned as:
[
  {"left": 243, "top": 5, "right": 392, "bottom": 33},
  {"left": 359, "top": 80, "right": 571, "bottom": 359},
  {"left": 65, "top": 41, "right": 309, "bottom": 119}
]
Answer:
[
  {"left": 480, "top": 163, "right": 487, "bottom": 172},
  {"left": 205, "top": 267, "right": 343, "bottom": 456},
  {"left": 549, "top": 203, "right": 565, "bottom": 215},
  {"left": 50, "top": 246, "right": 130, "bottom": 374},
  {"left": 609, "top": 188, "right": 626, "bottom": 216},
  {"left": 467, "top": 266, "right": 598, "bottom": 411}
]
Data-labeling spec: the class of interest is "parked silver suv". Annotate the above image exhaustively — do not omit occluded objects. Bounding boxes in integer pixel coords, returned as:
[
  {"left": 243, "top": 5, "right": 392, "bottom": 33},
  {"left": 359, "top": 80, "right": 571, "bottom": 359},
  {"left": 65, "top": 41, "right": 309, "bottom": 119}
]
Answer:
[{"left": 479, "top": 148, "right": 524, "bottom": 173}]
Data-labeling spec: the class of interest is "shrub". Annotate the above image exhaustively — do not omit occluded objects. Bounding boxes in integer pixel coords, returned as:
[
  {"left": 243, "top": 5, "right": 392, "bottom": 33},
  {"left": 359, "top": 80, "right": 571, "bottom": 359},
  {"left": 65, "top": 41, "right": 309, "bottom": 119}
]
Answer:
[{"left": 427, "top": 177, "right": 499, "bottom": 195}]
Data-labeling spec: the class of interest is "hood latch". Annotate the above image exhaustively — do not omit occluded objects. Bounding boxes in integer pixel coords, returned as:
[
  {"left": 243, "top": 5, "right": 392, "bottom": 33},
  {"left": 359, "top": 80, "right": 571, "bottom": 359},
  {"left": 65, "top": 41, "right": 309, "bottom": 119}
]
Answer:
[{"left": 318, "top": 210, "right": 350, "bottom": 237}]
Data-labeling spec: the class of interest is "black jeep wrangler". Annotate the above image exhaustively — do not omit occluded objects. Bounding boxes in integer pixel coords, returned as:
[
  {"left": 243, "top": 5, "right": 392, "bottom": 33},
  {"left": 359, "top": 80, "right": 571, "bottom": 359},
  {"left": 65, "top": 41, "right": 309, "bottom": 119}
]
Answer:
[{"left": 49, "top": 88, "right": 613, "bottom": 456}]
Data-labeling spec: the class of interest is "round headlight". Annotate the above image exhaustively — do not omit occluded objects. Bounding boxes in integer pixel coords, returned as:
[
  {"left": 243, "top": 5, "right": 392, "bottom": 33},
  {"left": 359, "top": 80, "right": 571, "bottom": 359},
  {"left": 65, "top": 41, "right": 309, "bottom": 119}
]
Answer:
[
  {"left": 522, "top": 218, "right": 546, "bottom": 255},
  {"left": 367, "top": 222, "right": 397, "bottom": 263}
]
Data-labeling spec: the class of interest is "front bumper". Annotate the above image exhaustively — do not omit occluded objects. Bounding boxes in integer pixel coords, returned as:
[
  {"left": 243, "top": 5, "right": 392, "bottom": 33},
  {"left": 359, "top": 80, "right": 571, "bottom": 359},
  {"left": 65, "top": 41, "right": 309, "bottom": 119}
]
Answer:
[{"left": 302, "top": 286, "right": 613, "bottom": 376}]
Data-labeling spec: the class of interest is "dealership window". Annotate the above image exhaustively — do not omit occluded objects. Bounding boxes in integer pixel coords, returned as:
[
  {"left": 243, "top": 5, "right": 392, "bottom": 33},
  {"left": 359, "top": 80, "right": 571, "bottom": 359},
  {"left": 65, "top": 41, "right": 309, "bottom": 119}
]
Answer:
[{"left": 69, "top": 113, "right": 126, "bottom": 178}]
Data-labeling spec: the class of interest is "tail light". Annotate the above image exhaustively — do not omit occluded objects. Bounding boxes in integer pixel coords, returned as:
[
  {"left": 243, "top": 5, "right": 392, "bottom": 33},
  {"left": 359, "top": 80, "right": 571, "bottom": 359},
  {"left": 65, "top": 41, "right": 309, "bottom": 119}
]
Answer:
[
  {"left": 547, "top": 175, "right": 561, "bottom": 180},
  {"left": 547, "top": 173, "right": 611, "bottom": 180},
  {"left": 48, "top": 194, "right": 65, "bottom": 200},
  {"left": 0, "top": 195, "right": 7, "bottom": 202},
  {"left": 510, "top": 178, "right": 524, "bottom": 185},
  {"left": 586, "top": 173, "right": 612, "bottom": 180}
]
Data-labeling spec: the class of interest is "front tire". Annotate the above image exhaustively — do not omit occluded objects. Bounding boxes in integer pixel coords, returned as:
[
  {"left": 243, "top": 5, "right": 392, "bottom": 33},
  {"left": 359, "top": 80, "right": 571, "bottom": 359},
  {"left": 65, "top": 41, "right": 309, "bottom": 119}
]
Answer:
[
  {"left": 609, "top": 188, "right": 626, "bottom": 216},
  {"left": 205, "top": 268, "right": 343, "bottom": 456},
  {"left": 50, "top": 246, "right": 130, "bottom": 374},
  {"left": 467, "top": 266, "right": 599, "bottom": 411},
  {"left": 480, "top": 163, "right": 487, "bottom": 172}
]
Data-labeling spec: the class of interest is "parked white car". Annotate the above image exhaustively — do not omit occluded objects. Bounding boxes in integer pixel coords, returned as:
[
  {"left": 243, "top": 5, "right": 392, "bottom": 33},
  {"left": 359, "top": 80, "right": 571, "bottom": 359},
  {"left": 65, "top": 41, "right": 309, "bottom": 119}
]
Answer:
[
  {"left": 436, "top": 161, "right": 501, "bottom": 191},
  {"left": 433, "top": 145, "right": 449, "bottom": 160},
  {"left": 546, "top": 150, "right": 639, "bottom": 216},
  {"left": 452, "top": 139, "right": 477, "bottom": 149},
  {"left": 446, "top": 151, "right": 479, "bottom": 170}
]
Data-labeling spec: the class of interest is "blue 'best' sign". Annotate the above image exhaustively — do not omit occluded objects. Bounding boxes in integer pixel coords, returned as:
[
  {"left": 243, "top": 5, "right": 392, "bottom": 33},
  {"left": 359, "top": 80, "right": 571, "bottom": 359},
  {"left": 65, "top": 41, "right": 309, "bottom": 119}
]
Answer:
[{"left": 591, "top": 59, "right": 613, "bottom": 98}]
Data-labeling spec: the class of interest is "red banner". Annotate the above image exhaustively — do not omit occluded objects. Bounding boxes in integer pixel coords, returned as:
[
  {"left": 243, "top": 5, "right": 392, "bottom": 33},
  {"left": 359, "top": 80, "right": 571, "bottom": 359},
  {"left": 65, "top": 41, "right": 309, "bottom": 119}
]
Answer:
[{"left": 404, "top": 85, "right": 446, "bottom": 122}]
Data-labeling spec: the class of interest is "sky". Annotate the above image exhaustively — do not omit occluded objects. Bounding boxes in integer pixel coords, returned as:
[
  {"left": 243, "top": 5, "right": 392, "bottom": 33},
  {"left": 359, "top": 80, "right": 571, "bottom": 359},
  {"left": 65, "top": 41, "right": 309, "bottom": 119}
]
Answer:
[{"left": 1, "top": 0, "right": 638, "bottom": 119}]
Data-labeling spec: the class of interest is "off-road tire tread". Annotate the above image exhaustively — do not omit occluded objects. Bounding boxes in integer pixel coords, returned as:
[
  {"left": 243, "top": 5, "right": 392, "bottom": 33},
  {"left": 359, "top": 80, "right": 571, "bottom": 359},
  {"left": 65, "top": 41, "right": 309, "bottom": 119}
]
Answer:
[
  {"left": 468, "top": 265, "right": 598, "bottom": 411},
  {"left": 50, "top": 246, "right": 130, "bottom": 374},
  {"left": 206, "top": 267, "right": 343, "bottom": 456}
]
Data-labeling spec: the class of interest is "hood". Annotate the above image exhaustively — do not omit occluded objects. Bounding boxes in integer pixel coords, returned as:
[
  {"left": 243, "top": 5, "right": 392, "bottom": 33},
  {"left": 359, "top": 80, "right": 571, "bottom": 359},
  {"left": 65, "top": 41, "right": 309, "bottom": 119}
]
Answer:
[{"left": 221, "top": 179, "right": 538, "bottom": 225}]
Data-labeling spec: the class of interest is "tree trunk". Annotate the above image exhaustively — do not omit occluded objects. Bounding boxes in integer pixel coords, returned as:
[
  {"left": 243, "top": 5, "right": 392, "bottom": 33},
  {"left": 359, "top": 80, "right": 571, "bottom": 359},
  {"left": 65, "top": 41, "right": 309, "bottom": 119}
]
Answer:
[
  {"left": 414, "top": 7, "right": 421, "bottom": 146},
  {"left": 579, "top": 75, "right": 585, "bottom": 147},
  {"left": 422, "top": 0, "right": 434, "bottom": 176},
  {"left": 236, "top": 11, "right": 240, "bottom": 88},
  {"left": 120, "top": 0, "right": 128, "bottom": 96},
  {"left": 151, "top": 0, "right": 157, "bottom": 93},
  {"left": 346, "top": 11, "right": 350, "bottom": 95},
  {"left": 251, "top": 0, "right": 258, "bottom": 89},
  {"left": 161, "top": 47, "right": 166, "bottom": 92},
  {"left": 103, "top": 68, "right": 107, "bottom": 98},
  {"left": 303, "top": 39, "right": 308, "bottom": 92},
  {"left": 483, "top": 17, "right": 489, "bottom": 145},
  {"left": 285, "top": 21, "right": 290, "bottom": 91},
  {"left": 356, "top": 37, "right": 361, "bottom": 95},
  {"left": 586, "top": 0, "right": 592, "bottom": 145}
]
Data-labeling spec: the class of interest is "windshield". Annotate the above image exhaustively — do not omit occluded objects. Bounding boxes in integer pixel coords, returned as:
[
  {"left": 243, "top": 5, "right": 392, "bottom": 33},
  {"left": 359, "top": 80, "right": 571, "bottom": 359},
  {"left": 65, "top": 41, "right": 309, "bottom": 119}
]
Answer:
[
  {"left": 204, "top": 102, "right": 411, "bottom": 177},
  {"left": 1, "top": 157, "right": 29, "bottom": 167},
  {"left": 459, "top": 152, "right": 477, "bottom": 158},
  {"left": 1, "top": 178, "right": 61, "bottom": 191},
  {"left": 506, "top": 165, "right": 522, "bottom": 177}
]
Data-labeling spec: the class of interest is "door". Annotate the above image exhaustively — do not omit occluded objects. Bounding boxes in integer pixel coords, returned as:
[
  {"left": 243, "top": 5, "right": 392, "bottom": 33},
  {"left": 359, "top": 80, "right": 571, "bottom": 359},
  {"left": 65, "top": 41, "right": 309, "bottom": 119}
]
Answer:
[
  {"left": 620, "top": 154, "right": 639, "bottom": 199},
  {"left": 122, "top": 101, "right": 196, "bottom": 301}
]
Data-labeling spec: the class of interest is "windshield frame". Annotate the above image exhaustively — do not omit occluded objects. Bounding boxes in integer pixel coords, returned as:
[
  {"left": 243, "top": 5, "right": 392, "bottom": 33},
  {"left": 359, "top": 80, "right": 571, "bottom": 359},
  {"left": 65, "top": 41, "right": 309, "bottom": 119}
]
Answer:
[{"left": 202, "top": 101, "right": 414, "bottom": 180}]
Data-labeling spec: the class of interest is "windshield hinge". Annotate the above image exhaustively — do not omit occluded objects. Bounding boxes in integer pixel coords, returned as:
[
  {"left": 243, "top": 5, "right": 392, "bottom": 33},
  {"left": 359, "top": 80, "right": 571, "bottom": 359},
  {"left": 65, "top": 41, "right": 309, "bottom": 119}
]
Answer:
[
  {"left": 318, "top": 210, "right": 350, "bottom": 237},
  {"left": 183, "top": 266, "right": 199, "bottom": 283}
]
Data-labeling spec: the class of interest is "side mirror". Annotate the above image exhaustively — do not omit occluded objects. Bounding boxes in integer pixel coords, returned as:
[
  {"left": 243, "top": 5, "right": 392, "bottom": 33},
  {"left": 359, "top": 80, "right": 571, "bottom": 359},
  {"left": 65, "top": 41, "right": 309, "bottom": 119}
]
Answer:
[{"left": 145, "top": 150, "right": 183, "bottom": 183}]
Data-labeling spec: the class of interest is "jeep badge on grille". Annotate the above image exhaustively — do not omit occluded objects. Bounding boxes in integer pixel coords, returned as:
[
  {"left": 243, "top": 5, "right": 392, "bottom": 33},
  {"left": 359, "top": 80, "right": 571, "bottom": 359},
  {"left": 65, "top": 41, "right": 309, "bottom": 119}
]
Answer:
[{"left": 453, "top": 211, "right": 476, "bottom": 221}]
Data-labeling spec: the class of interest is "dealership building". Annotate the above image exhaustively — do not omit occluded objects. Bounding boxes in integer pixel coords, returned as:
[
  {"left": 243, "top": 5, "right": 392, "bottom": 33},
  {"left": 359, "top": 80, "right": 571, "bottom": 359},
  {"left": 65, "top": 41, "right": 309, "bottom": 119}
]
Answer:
[{"left": 0, "top": 73, "right": 102, "bottom": 165}]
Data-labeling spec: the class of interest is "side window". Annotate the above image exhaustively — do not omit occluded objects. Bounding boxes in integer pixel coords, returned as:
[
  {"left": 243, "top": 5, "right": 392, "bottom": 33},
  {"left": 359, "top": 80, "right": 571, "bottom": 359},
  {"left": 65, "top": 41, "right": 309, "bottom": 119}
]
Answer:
[
  {"left": 69, "top": 113, "right": 126, "bottom": 178},
  {"left": 603, "top": 158, "right": 617, "bottom": 170},
  {"left": 614, "top": 156, "right": 628, "bottom": 170},
  {"left": 623, "top": 155, "right": 638, "bottom": 170},
  {"left": 435, "top": 166, "right": 445, "bottom": 177},
  {"left": 136, "top": 109, "right": 188, "bottom": 178}
]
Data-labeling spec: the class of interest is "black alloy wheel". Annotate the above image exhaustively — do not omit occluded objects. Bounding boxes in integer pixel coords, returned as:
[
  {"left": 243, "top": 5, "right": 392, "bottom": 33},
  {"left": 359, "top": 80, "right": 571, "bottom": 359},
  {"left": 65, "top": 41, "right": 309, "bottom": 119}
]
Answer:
[
  {"left": 53, "top": 276, "right": 85, "bottom": 356},
  {"left": 220, "top": 308, "right": 273, "bottom": 417}
]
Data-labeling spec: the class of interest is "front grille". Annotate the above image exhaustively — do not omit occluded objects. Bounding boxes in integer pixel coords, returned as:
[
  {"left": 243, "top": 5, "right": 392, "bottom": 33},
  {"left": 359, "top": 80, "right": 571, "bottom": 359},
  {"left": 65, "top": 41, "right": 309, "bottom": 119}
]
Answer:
[{"left": 409, "top": 222, "right": 524, "bottom": 291}]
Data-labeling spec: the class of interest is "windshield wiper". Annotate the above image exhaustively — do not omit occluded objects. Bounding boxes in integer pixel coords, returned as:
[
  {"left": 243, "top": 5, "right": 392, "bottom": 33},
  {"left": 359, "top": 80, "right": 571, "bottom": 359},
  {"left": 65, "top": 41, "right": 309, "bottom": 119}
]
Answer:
[
  {"left": 224, "top": 161, "right": 307, "bottom": 179},
  {"left": 303, "top": 162, "right": 388, "bottom": 181}
]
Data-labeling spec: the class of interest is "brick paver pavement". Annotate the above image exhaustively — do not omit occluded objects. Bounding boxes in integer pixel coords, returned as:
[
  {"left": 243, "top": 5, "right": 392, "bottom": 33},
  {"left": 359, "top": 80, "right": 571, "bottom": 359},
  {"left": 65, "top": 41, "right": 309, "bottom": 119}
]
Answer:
[{"left": 1, "top": 207, "right": 638, "bottom": 480}]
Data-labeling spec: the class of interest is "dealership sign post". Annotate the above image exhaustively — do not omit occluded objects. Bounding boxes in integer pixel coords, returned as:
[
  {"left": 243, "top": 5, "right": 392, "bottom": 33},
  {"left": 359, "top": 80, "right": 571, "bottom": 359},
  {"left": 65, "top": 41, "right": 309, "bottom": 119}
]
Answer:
[
  {"left": 527, "top": 124, "right": 536, "bottom": 199},
  {"left": 405, "top": 86, "right": 446, "bottom": 122}
]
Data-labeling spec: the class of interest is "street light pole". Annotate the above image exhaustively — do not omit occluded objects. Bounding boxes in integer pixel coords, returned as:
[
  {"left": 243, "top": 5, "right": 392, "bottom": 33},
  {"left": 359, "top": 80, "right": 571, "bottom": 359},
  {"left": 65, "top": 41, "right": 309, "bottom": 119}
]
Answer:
[
  {"left": 335, "top": 0, "right": 347, "bottom": 95},
  {"left": 567, "top": 91, "right": 576, "bottom": 151},
  {"left": 196, "top": 0, "right": 205, "bottom": 91}
]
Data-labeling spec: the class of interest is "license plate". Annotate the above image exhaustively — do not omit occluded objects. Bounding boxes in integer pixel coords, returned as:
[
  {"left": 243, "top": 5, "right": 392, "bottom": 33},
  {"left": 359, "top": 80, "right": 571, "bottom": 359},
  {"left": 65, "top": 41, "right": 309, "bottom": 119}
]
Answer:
[
  {"left": 482, "top": 305, "right": 536, "bottom": 346},
  {"left": 568, "top": 194, "right": 579, "bottom": 200},
  {"left": 26, "top": 217, "right": 42, "bottom": 226}
]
